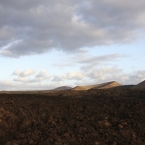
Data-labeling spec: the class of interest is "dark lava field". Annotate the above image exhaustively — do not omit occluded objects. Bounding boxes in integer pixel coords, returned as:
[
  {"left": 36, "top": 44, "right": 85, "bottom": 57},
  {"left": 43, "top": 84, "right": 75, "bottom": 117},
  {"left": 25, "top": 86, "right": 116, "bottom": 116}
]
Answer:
[{"left": 0, "top": 89, "right": 145, "bottom": 145}]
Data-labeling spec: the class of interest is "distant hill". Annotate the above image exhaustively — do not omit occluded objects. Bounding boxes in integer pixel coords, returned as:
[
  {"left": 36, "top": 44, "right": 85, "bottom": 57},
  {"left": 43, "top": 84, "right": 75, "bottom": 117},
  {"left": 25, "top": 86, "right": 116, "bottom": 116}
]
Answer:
[
  {"left": 73, "top": 81, "right": 122, "bottom": 90},
  {"left": 53, "top": 86, "right": 72, "bottom": 90},
  {"left": 92, "top": 81, "right": 122, "bottom": 89},
  {"left": 73, "top": 84, "right": 98, "bottom": 90},
  {"left": 132, "top": 80, "right": 145, "bottom": 89}
]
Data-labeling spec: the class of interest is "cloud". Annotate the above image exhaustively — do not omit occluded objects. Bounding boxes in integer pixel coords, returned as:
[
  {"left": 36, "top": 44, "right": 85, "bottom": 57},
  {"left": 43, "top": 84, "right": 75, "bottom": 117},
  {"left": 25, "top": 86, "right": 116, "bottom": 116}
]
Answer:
[
  {"left": 77, "top": 53, "right": 127, "bottom": 64},
  {"left": 0, "top": 0, "right": 145, "bottom": 57},
  {"left": 1, "top": 68, "right": 145, "bottom": 90},
  {"left": 52, "top": 71, "right": 84, "bottom": 82},
  {"left": 62, "top": 71, "right": 84, "bottom": 80},
  {"left": 81, "top": 66, "right": 145, "bottom": 85},
  {"left": 13, "top": 69, "right": 37, "bottom": 77},
  {"left": 13, "top": 69, "right": 50, "bottom": 84},
  {"left": 127, "top": 70, "right": 145, "bottom": 84},
  {"left": 35, "top": 70, "right": 49, "bottom": 80},
  {"left": 0, "top": 79, "right": 57, "bottom": 91},
  {"left": 52, "top": 76, "right": 63, "bottom": 82},
  {"left": 13, "top": 77, "right": 41, "bottom": 83},
  {"left": 19, "top": 69, "right": 36, "bottom": 77},
  {"left": 12, "top": 69, "right": 20, "bottom": 76},
  {"left": 51, "top": 53, "right": 130, "bottom": 83},
  {"left": 51, "top": 63, "right": 145, "bottom": 85},
  {"left": 53, "top": 53, "right": 128, "bottom": 69},
  {"left": 0, "top": 79, "right": 15, "bottom": 90},
  {"left": 77, "top": 0, "right": 145, "bottom": 30},
  {"left": 13, "top": 77, "right": 28, "bottom": 83},
  {"left": 51, "top": 66, "right": 145, "bottom": 86},
  {"left": 87, "top": 66, "right": 125, "bottom": 81}
]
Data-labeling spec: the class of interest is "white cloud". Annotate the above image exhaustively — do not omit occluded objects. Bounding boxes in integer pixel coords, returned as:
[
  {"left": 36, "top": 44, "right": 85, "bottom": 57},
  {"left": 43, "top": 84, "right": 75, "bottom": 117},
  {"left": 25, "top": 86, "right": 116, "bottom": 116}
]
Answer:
[
  {"left": 1, "top": 68, "right": 145, "bottom": 90},
  {"left": 82, "top": 66, "right": 145, "bottom": 85},
  {"left": 0, "top": 79, "right": 57, "bottom": 91},
  {"left": 13, "top": 69, "right": 50, "bottom": 84},
  {"left": 62, "top": 71, "right": 84, "bottom": 80},
  {"left": 13, "top": 77, "right": 27, "bottom": 83},
  {"left": 12, "top": 69, "right": 20, "bottom": 75},
  {"left": 13, "top": 77, "right": 42, "bottom": 83},
  {"left": 88, "top": 67, "right": 122, "bottom": 79},
  {"left": 52, "top": 71, "right": 84, "bottom": 82},
  {"left": 13, "top": 69, "right": 37, "bottom": 78},
  {"left": 127, "top": 70, "right": 145, "bottom": 84},
  {"left": 19, "top": 69, "right": 36, "bottom": 77},
  {"left": 0, "top": 79, "right": 16, "bottom": 90}
]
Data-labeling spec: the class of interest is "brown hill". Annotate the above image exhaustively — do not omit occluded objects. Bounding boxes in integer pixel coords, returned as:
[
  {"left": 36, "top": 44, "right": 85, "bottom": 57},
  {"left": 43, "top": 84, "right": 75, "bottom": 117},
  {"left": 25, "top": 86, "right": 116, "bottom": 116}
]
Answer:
[
  {"left": 73, "top": 84, "right": 104, "bottom": 90},
  {"left": 132, "top": 80, "right": 145, "bottom": 89},
  {"left": 93, "top": 81, "right": 122, "bottom": 89},
  {"left": 73, "top": 86, "right": 87, "bottom": 90},
  {"left": 73, "top": 81, "right": 122, "bottom": 90},
  {"left": 53, "top": 86, "right": 72, "bottom": 90}
]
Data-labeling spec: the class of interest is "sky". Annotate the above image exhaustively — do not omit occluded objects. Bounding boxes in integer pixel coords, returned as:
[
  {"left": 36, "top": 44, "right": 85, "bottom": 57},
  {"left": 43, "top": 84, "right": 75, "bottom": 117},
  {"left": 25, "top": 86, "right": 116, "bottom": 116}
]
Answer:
[{"left": 0, "top": 0, "right": 145, "bottom": 90}]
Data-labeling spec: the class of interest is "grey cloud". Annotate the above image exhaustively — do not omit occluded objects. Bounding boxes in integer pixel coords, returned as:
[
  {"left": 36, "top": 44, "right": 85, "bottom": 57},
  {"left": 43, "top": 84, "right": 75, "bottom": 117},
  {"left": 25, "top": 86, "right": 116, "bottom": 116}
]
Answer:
[
  {"left": 77, "top": 54, "right": 126, "bottom": 64},
  {"left": 0, "top": 0, "right": 145, "bottom": 57},
  {"left": 52, "top": 76, "right": 63, "bottom": 82},
  {"left": 36, "top": 70, "right": 49, "bottom": 80},
  {"left": 77, "top": 0, "right": 145, "bottom": 29}
]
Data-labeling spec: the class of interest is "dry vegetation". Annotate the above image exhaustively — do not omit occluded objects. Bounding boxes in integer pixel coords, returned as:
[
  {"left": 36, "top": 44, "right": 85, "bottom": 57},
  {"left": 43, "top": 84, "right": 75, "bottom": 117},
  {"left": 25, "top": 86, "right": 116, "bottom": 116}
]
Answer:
[{"left": 0, "top": 89, "right": 145, "bottom": 145}]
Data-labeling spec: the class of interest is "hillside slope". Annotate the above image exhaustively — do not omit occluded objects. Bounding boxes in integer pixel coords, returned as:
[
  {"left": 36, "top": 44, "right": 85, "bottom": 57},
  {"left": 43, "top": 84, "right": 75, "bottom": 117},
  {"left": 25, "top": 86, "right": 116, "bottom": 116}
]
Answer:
[
  {"left": 53, "top": 86, "right": 72, "bottom": 90},
  {"left": 132, "top": 80, "right": 145, "bottom": 89},
  {"left": 73, "top": 81, "right": 122, "bottom": 90}
]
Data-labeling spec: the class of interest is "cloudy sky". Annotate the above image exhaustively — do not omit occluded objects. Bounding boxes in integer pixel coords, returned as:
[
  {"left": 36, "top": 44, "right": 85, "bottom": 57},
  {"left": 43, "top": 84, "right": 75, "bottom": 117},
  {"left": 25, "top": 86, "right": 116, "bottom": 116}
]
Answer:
[{"left": 0, "top": 0, "right": 145, "bottom": 90}]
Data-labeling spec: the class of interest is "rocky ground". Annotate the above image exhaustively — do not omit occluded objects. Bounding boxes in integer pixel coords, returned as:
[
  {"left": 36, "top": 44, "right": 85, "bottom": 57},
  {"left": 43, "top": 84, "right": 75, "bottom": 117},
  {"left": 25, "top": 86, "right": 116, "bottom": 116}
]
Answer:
[{"left": 0, "top": 89, "right": 145, "bottom": 145}]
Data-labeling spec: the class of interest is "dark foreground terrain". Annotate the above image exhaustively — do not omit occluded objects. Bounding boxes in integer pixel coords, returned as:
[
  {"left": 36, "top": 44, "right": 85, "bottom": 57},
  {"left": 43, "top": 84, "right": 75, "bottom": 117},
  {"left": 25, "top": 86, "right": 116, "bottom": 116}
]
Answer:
[{"left": 0, "top": 89, "right": 145, "bottom": 145}]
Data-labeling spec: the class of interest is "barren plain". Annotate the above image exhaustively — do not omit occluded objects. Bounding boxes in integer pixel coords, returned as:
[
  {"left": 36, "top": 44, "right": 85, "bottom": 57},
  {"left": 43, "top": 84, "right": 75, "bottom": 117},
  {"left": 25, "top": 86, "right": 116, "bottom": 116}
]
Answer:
[{"left": 0, "top": 89, "right": 145, "bottom": 145}]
